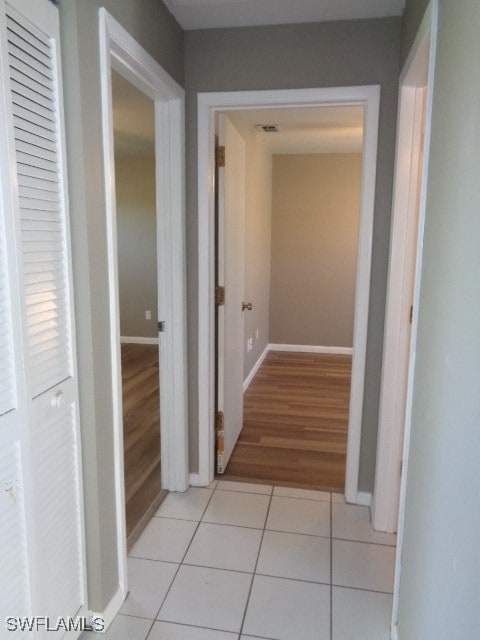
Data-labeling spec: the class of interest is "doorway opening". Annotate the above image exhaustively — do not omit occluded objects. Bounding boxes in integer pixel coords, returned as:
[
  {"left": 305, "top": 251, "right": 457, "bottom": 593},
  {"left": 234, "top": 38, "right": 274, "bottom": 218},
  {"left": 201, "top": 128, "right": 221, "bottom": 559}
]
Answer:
[
  {"left": 197, "top": 86, "right": 380, "bottom": 507},
  {"left": 111, "top": 70, "right": 166, "bottom": 547},
  {"left": 99, "top": 9, "right": 188, "bottom": 606},
  {"left": 215, "top": 106, "right": 364, "bottom": 492}
]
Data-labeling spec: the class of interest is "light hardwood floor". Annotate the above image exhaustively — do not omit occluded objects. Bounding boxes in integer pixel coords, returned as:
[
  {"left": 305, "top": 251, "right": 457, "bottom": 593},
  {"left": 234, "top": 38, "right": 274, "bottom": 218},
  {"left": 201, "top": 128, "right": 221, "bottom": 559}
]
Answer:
[
  {"left": 223, "top": 351, "right": 352, "bottom": 491},
  {"left": 121, "top": 343, "right": 165, "bottom": 542}
]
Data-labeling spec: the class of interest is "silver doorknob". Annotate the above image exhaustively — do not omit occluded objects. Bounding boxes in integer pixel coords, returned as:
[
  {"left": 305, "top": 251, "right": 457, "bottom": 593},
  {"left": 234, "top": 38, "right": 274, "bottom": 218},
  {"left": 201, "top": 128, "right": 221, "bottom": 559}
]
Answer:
[{"left": 242, "top": 302, "right": 253, "bottom": 311}]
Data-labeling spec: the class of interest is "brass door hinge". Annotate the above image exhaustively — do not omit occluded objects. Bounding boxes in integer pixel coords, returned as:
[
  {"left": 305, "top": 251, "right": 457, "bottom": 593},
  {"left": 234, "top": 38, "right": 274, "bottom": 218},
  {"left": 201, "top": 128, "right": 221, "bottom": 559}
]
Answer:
[
  {"left": 215, "top": 410, "right": 224, "bottom": 431},
  {"left": 409, "top": 305, "right": 413, "bottom": 324},
  {"left": 215, "top": 145, "right": 225, "bottom": 168},
  {"left": 216, "top": 410, "right": 225, "bottom": 474},
  {"left": 215, "top": 285, "right": 225, "bottom": 306}
]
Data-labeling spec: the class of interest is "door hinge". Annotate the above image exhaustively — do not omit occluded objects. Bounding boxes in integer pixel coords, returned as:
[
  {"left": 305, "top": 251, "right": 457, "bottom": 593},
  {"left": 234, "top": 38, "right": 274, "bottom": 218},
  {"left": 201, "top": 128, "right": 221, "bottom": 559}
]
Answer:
[
  {"left": 409, "top": 305, "right": 413, "bottom": 324},
  {"left": 216, "top": 410, "right": 225, "bottom": 474},
  {"left": 215, "top": 410, "right": 224, "bottom": 431},
  {"left": 215, "top": 145, "right": 225, "bottom": 168},
  {"left": 158, "top": 321, "right": 166, "bottom": 332},
  {"left": 215, "top": 285, "right": 225, "bottom": 306}
]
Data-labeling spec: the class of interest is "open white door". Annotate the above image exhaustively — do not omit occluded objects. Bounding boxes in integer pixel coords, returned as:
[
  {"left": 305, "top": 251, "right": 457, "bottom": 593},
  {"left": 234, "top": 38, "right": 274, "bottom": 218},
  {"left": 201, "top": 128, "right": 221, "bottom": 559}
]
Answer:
[{"left": 216, "top": 114, "right": 247, "bottom": 473}]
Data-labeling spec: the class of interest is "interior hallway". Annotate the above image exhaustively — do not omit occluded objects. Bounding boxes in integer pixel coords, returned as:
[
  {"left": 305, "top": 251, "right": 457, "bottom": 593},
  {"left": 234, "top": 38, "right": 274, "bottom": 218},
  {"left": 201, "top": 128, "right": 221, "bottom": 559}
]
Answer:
[
  {"left": 80, "top": 480, "right": 396, "bottom": 639},
  {"left": 224, "top": 352, "right": 352, "bottom": 491}
]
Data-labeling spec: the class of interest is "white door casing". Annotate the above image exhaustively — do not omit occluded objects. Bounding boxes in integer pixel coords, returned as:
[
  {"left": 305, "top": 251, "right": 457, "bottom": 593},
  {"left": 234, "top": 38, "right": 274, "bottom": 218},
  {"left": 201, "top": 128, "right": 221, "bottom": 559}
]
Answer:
[
  {"left": 387, "top": 1, "right": 438, "bottom": 634},
  {"left": 374, "top": 0, "right": 438, "bottom": 537},
  {"left": 99, "top": 8, "right": 188, "bottom": 611},
  {"left": 197, "top": 86, "right": 380, "bottom": 501},
  {"left": 0, "top": 0, "right": 87, "bottom": 634},
  {"left": 216, "top": 114, "right": 246, "bottom": 473}
]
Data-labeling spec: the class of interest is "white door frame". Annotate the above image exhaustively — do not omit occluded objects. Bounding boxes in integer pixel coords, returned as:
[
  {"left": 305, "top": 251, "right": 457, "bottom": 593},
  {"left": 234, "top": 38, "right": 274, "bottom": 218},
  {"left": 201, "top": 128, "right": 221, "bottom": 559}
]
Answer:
[
  {"left": 383, "top": 1, "right": 438, "bottom": 635},
  {"left": 196, "top": 86, "right": 380, "bottom": 503},
  {"left": 373, "top": 0, "right": 438, "bottom": 537},
  {"left": 99, "top": 9, "right": 189, "bottom": 603}
]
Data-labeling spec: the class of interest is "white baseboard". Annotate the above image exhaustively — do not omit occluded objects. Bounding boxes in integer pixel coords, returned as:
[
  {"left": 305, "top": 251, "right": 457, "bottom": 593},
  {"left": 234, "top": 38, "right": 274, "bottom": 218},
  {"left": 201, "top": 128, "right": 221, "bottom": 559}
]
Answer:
[
  {"left": 90, "top": 586, "right": 125, "bottom": 633},
  {"left": 120, "top": 336, "right": 159, "bottom": 345},
  {"left": 391, "top": 624, "right": 398, "bottom": 640},
  {"left": 268, "top": 343, "right": 353, "bottom": 355},
  {"left": 189, "top": 473, "right": 201, "bottom": 486},
  {"left": 243, "top": 344, "right": 269, "bottom": 392},
  {"left": 356, "top": 491, "right": 372, "bottom": 507}
]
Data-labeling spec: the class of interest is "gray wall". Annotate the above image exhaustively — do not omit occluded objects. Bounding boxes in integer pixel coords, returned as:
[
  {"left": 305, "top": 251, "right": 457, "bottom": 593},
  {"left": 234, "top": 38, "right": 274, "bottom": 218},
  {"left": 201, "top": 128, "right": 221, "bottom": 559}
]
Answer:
[
  {"left": 185, "top": 18, "right": 402, "bottom": 490},
  {"left": 59, "top": 0, "right": 183, "bottom": 612},
  {"left": 397, "top": 1, "right": 480, "bottom": 637},
  {"left": 269, "top": 154, "right": 361, "bottom": 348},
  {"left": 115, "top": 155, "right": 158, "bottom": 338},
  {"left": 400, "top": 0, "right": 430, "bottom": 67}
]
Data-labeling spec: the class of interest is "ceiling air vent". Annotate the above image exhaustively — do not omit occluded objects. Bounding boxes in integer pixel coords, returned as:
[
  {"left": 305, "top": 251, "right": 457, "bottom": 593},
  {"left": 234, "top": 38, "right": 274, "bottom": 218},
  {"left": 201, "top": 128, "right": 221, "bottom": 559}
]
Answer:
[{"left": 255, "top": 124, "right": 281, "bottom": 133}]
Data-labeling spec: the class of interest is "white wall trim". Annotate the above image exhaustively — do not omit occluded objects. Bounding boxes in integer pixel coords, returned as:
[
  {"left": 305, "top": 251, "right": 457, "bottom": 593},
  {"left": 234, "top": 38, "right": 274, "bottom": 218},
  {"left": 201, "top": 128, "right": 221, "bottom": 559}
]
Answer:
[
  {"left": 243, "top": 344, "right": 269, "bottom": 392},
  {"left": 355, "top": 491, "right": 372, "bottom": 507},
  {"left": 386, "top": 1, "right": 438, "bottom": 633},
  {"left": 391, "top": 625, "right": 399, "bottom": 640},
  {"left": 90, "top": 586, "right": 124, "bottom": 633},
  {"left": 120, "top": 336, "right": 159, "bottom": 345},
  {"left": 99, "top": 7, "right": 189, "bottom": 605},
  {"left": 268, "top": 343, "right": 353, "bottom": 355},
  {"left": 197, "top": 86, "right": 380, "bottom": 493},
  {"left": 374, "top": 2, "right": 436, "bottom": 535},
  {"left": 189, "top": 472, "right": 201, "bottom": 486}
]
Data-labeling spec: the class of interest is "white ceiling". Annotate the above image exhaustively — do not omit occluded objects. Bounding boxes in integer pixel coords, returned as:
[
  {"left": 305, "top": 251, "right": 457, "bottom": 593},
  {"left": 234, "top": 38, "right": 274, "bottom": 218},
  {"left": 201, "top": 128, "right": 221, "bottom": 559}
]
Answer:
[
  {"left": 112, "top": 70, "right": 155, "bottom": 157},
  {"left": 163, "top": 0, "right": 405, "bottom": 31},
  {"left": 228, "top": 105, "right": 364, "bottom": 154}
]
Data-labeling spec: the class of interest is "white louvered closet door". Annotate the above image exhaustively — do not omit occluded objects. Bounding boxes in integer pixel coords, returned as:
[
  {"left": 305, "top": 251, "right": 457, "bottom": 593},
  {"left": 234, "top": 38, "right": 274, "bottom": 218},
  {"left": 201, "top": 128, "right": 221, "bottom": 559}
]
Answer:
[{"left": 0, "top": 0, "right": 86, "bottom": 635}]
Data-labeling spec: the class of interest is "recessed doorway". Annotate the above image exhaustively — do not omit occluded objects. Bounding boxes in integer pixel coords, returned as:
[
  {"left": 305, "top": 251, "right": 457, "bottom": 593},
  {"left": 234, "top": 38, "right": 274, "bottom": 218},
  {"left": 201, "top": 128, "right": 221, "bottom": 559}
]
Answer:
[
  {"left": 111, "top": 69, "right": 165, "bottom": 546},
  {"left": 197, "top": 86, "right": 381, "bottom": 506},
  {"left": 215, "top": 105, "right": 363, "bottom": 491},
  {"left": 99, "top": 8, "right": 188, "bottom": 602}
]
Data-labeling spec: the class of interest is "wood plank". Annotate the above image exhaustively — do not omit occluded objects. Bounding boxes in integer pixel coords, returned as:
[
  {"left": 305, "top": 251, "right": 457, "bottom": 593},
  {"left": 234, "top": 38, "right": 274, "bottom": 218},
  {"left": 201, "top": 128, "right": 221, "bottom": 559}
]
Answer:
[
  {"left": 223, "top": 351, "right": 351, "bottom": 492},
  {"left": 121, "top": 343, "right": 162, "bottom": 538}
]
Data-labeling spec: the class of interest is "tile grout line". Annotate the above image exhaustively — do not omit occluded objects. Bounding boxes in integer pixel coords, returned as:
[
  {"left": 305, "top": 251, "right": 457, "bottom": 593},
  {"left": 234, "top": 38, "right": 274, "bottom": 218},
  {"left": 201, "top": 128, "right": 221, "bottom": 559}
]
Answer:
[
  {"left": 145, "top": 488, "right": 218, "bottom": 638},
  {"left": 143, "top": 618, "right": 156, "bottom": 640},
  {"left": 237, "top": 486, "right": 274, "bottom": 639},
  {"left": 144, "top": 517, "right": 395, "bottom": 547}
]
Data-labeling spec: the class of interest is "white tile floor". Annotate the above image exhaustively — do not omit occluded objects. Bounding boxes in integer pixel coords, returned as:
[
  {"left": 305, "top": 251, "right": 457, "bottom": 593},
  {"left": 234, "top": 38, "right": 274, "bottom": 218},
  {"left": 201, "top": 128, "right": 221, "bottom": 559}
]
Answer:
[{"left": 81, "top": 481, "right": 396, "bottom": 640}]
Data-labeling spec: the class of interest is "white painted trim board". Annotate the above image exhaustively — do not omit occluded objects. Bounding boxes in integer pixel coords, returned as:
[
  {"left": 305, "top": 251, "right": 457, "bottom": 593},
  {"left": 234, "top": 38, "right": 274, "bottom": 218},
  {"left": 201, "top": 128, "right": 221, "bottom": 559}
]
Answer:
[
  {"left": 356, "top": 491, "right": 372, "bottom": 507},
  {"left": 90, "top": 586, "right": 125, "bottom": 633},
  {"left": 387, "top": 0, "right": 438, "bottom": 634},
  {"left": 268, "top": 343, "right": 353, "bottom": 355},
  {"left": 243, "top": 344, "right": 269, "bottom": 392}
]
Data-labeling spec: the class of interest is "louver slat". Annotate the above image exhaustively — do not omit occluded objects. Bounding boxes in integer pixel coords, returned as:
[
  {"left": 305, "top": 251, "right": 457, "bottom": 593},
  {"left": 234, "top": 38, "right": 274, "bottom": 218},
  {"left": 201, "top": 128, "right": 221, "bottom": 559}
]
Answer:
[
  {"left": 6, "top": 30, "right": 52, "bottom": 70},
  {"left": 7, "top": 13, "right": 72, "bottom": 399},
  {"left": 13, "top": 99, "right": 55, "bottom": 129},
  {"left": 10, "top": 66, "right": 54, "bottom": 98},
  {"left": 8, "top": 46, "right": 54, "bottom": 80},
  {"left": 10, "top": 78, "right": 54, "bottom": 112},
  {"left": 16, "top": 139, "right": 57, "bottom": 163},
  {"left": 9, "top": 51, "right": 53, "bottom": 90}
]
